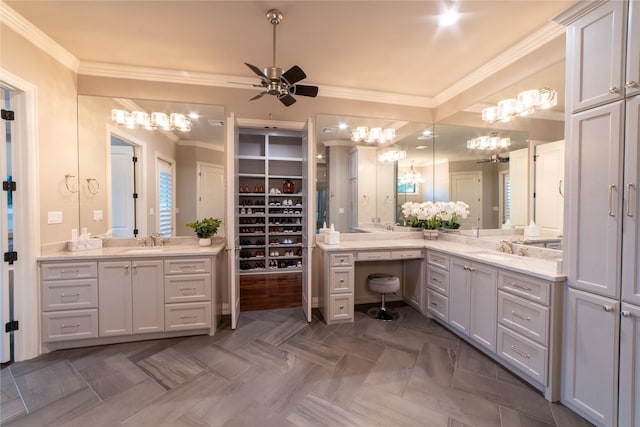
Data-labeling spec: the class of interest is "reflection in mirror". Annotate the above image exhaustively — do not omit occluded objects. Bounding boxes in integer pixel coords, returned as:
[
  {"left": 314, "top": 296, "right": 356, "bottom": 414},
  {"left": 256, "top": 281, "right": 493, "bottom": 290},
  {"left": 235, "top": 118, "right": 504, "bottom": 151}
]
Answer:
[{"left": 77, "top": 96, "right": 226, "bottom": 238}]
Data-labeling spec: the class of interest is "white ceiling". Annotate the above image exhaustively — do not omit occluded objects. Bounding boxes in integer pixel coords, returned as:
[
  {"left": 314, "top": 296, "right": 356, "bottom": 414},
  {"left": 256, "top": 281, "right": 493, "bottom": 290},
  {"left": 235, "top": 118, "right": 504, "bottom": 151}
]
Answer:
[{"left": 6, "top": 0, "right": 572, "bottom": 102}]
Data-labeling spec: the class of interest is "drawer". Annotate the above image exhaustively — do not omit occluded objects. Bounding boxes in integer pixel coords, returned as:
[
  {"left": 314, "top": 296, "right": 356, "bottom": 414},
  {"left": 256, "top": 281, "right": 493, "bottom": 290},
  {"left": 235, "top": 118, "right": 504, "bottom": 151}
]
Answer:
[
  {"left": 427, "top": 252, "right": 449, "bottom": 271},
  {"left": 42, "top": 278, "right": 98, "bottom": 311},
  {"left": 498, "top": 291, "right": 549, "bottom": 346},
  {"left": 329, "top": 267, "right": 354, "bottom": 293},
  {"left": 497, "top": 324, "right": 547, "bottom": 385},
  {"left": 499, "top": 271, "right": 550, "bottom": 305},
  {"left": 42, "top": 309, "right": 98, "bottom": 342},
  {"left": 165, "top": 302, "right": 212, "bottom": 331},
  {"left": 164, "top": 258, "right": 212, "bottom": 275},
  {"left": 165, "top": 274, "right": 211, "bottom": 303},
  {"left": 427, "top": 265, "right": 449, "bottom": 295},
  {"left": 426, "top": 288, "right": 448, "bottom": 322},
  {"left": 328, "top": 293, "right": 354, "bottom": 322},
  {"left": 329, "top": 253, "right": 353, "bottom": 267},
  {"left": 357, "top": 251, "right": 391, "bottom": 261},
  {"left": 40, "top": 262, "right": 97, "bottom": 281},
  {"left": 391, "top": 249, "right": 423, "bottom": 260}
]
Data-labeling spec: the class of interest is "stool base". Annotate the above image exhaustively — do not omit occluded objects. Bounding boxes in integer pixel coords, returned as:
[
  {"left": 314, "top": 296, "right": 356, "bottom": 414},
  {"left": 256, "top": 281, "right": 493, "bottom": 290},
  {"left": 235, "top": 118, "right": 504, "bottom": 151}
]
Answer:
[{"left": 367, "top": 307, "right": 399, "bottom": 321}]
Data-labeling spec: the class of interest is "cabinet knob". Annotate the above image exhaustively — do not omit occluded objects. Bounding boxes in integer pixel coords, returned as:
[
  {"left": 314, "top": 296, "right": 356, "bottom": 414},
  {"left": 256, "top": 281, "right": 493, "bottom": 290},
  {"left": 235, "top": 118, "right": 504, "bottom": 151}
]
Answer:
[
  {"left": 625, "top": 81, "right": 639, "bottom": 89},
  {"left": 622, "top": 310, "right": 632, "bottom": 318},
  {"left": 602, "top": 304, "right": 615, "bottom": 312},
  {"left": 608, "top": 86, "right": 619, "bottom": 94},
  {"left": 339, "top": 279, "right": 344, "bottom": 283},
  {"left": 339, "top": 305, "right": 344, "bottom": 310}
]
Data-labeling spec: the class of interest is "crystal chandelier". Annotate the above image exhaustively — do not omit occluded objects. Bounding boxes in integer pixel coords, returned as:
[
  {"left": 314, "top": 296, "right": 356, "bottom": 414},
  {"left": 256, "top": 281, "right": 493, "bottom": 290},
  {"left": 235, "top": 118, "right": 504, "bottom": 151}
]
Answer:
[
  {"left": 111, "top": 109, "right": 192, "bottom": 132},
  {"left": 481, "top": 88, "right": 557, "bottom": 123},
  {"left": 399, "top": 165, "right": 425, "bottom": 184},
  {"left": 467, "top": 134, "right": 511, "bottom": 150},
  {"left": 378, "top": 149, "right": 406, "bottom": 162},
  {"left": 351, "top": 126, "right": 395, "bottom": 144}
]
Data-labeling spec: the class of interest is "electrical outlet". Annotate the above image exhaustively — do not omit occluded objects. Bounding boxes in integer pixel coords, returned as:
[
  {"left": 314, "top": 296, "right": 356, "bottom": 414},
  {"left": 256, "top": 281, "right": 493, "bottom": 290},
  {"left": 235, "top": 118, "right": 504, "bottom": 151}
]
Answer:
[
  {"left": 47, "top": 211, "right": 63, "bottom": 224},
  {"left": 339, "top": 208, "right": 344, "bottom": 214},
  {"left": 93, "top": 210, "right": 103, "bottom": 221}
]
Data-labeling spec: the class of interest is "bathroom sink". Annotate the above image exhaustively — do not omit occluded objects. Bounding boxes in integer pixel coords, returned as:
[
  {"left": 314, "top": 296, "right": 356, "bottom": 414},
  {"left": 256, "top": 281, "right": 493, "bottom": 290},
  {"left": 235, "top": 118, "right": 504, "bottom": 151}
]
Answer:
[
  {"left": 468, "top": 251, "right": 514, "bottom": 262},
  {"left": 125, "top": 248, "right": 165, "bottom": 254}
]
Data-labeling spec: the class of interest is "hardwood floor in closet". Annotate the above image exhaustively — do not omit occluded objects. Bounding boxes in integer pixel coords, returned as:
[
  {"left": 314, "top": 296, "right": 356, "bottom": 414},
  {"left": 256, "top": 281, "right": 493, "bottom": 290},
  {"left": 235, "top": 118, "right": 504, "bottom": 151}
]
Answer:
[{"left": 1, "top": 304, "right": 593, "bottom": 426}]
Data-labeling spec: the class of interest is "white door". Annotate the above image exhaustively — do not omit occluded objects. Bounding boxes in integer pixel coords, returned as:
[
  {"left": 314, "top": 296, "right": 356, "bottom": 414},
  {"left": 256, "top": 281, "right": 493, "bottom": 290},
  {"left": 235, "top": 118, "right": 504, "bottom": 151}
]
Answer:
[
  {"left": 110, "top": 143, "right": 135, "bottom": 237},
  {"left": 619, "top": 302, "right": 640, "bottom": 427},
  {"left": 198, "top": 163, "right": 225, "bottom": 237},
  {"left": 623, "top": 95, "right": 640, "bottom": 305},
  {"left": 562, "top": 287, "right": 619, "bottom": 427},
  {"left": 534, "top": 140, "right": 564, "bottom": 233},
  {"left": 226, "top": 113, "right": 240, "bottom": 329},
  {"left": 469, "top": 264, "right": 498, "bottom": 352},
  {"left": 566, "top": 102, "right": 624, "bottom": 299},
  {"left": 302, "top": 118, "right": 313, "bottom": 322},
  {"left": 450, "top": 172, "right": 481, "bottom": 229},
  {"left": 509, "top": 147, "right": 529, "bottom": 226}
]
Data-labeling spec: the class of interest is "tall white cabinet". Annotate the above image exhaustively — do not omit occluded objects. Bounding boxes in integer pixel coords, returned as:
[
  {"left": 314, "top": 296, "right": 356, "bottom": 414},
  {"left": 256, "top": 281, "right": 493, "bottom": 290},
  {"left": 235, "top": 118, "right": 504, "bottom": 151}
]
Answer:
[{"left": 557, "top": 1, "right": 640, "bottom": 426}]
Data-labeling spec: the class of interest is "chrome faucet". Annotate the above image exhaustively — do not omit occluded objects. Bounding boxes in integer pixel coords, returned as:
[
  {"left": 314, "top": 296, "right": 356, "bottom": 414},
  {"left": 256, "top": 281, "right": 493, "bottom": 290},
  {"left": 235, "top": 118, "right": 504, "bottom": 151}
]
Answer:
[{"left": 149, "top": 233, "right": 163, "bottom": 247}]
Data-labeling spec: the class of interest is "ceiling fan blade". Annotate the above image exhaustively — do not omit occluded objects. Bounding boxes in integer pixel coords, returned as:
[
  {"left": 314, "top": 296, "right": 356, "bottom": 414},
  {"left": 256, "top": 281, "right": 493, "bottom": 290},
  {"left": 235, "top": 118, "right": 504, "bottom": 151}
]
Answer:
[
  {"left": 229, "top": 81, "right": 265, "bottom": 88},
  {"left": 282, "top": 65, "right": 307, "bottom": 85},
  {"left": 476, "top": 159, "right": 491, "bottom": 164},
  {"left": 278, "top": 93, "right": 297, "bottom": 106},
  {"left": 291, "top": 84, "right": 318, "bottom": 97},
  {"left": 249, "top": 91, "right": 268, "bottom": 101},
  {"left": 245, "top": 63, "right": 268, "bottom": 81}
]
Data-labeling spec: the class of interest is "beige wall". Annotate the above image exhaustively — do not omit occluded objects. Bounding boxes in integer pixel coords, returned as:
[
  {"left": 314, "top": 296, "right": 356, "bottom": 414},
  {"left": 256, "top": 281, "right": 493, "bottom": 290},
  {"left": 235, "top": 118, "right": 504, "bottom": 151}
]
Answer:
[{"left": 1, "top": 24, "right": 78, "bottom": 245}]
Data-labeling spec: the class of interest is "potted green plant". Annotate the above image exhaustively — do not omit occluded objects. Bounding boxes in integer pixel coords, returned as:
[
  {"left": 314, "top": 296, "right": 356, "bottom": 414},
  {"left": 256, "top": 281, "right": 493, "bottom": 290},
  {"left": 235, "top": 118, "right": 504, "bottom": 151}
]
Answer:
[{"left": 186, "top": 217, "right": 222, "bottom": 246}]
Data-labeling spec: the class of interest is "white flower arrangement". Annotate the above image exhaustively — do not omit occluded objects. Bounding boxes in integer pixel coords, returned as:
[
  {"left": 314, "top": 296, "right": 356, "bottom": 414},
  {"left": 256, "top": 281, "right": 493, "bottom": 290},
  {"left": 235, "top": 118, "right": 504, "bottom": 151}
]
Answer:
[{"left": 401, "top": 201, "right": 470, "bottom": 229}]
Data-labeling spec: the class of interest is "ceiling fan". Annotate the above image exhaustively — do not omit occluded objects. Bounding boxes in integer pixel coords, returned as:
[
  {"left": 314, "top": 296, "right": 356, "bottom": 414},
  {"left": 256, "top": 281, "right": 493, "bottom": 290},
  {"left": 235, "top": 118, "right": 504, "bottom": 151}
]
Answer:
[
  {"left": 477, "top": 153, "right": 510, "bottom": 164},
  {"left": 244, "top": 9, "right": 319, "bottom": 107}
]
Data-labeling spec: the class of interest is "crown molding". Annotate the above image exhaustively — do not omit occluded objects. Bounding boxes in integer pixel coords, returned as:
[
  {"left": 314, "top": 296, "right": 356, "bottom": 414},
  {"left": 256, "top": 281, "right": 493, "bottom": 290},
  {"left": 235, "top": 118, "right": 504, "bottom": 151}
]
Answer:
[
  {"left": 177, "top": 140, "right": 224, "bottom": 151},
  {"left": 0, "top": 1, "right": 79, "bottom": 72},
  {"left": 551, "top": 0, "right": 607, "bottom": 26},
  {"left": 435, "top": 22, "right": 566, "bottom": 106},
  {"left": 236, "top": 117, "right": 305, "bottom": 130}
]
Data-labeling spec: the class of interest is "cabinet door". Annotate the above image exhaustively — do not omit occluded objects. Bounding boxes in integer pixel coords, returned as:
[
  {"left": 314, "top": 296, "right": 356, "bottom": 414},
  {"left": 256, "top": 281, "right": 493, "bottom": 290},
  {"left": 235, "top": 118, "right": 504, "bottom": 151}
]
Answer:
[
  {"left": 566, "top": 102, "right": 624, "bottom": 299},
  {"left": 98, "top": 261, "right": 133, "bottom": 337},
  {"left": 619, "top": 303, "right": 640, "bottom": 427},
  {"left": 562, "top": 288, "right": 619, "bottom": 427},
  {"left": 623, "top": 96, "right": 640, "bottom": 305},
  {"left": 131, "top": 259, "right": 164, "bottom": 334},
  {"left": 627, "top": 0, "right": 640, "bottom": 97},
  {"left": 469, "top": 263, "right": 498, "bottom": 352},
  {"left": 449, "top": 257, "right": 470, "bottom": 335},
  {"left": 567, "top": 0, "right": 626, "bottom": 112}
]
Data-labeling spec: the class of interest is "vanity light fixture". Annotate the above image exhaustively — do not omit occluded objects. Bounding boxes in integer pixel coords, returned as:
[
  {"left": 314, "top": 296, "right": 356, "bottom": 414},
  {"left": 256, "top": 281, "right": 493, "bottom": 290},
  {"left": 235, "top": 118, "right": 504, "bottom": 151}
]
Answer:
[
  {"left": 351, "top": 126, "right": 395, "bottom": 144},
  {"left": 481, "top": 87, "right": 557, "bottom": 123},
  {"left": 378, "top": 149, "right": 407, "bottom": 162},
  {"left": 111, "top": 109, "right": 192, "bottom": 132},
  {"left": 467, "top": 134, "right": 511, "bottom": 150}
]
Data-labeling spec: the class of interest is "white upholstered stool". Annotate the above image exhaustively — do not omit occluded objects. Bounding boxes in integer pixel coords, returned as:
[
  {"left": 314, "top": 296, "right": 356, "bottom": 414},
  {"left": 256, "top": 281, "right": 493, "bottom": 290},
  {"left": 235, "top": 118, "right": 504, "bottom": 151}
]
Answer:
[{"left": 367, "top": 274, "right": 400, "bottom": 321}]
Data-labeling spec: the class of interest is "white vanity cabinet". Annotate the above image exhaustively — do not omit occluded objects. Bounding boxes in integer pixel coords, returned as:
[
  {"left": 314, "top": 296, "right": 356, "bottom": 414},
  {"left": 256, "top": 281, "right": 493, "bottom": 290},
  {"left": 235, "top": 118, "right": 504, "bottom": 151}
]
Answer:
[
  {"left": 164, "top": 258, "right": 212, "bottom": 331},
  {"left": 98, "top": 259, "right": 164, "bottom": 337},
  {"left": 449, "top": 256, "right": 498, "bottom": 352},
  {"left": 425, "top": 251, "right": 450, "bottom": 321},
  {"left": 40, "top": 261, "right": 99, "bottom": 342}
]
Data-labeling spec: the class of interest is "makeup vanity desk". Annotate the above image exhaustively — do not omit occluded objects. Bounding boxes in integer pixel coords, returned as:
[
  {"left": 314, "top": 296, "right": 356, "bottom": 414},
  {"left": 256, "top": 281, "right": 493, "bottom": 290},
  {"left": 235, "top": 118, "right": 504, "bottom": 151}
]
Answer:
[{"left": 316, "top": 232, "right": 566, "bottom": 401}]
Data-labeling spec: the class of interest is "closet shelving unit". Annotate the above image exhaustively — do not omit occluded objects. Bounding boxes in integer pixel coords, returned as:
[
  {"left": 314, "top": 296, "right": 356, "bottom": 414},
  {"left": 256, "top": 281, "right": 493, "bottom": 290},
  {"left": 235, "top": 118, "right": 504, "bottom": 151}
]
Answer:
[{"left": 236, "top": 129, "right": 305, "bottom": 310}]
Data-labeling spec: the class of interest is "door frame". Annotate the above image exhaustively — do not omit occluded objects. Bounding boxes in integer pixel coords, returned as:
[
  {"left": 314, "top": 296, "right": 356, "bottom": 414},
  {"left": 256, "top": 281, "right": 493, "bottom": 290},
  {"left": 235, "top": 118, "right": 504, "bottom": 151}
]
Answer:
[{"left": 1, "top": 69, "right": 40, "bottom": 361}]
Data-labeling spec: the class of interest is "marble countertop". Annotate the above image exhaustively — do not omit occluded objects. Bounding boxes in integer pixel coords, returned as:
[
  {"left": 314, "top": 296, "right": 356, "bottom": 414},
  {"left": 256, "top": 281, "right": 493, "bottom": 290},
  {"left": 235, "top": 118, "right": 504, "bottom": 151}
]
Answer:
[
  {"left": 38, "top": 242, "right": 225, "bottom": 261},
  {"left": 317, "top": 236, "right": 565, "bottom": 282}
]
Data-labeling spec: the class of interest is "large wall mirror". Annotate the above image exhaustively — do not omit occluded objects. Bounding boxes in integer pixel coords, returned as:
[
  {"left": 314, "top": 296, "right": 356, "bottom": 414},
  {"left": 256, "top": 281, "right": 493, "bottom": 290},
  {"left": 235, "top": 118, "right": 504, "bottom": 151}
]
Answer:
[
  {"left": 317, "top": 60, "right": 565, "bottom": 237},
  {"left": 77, "top": 96, "right": 226, "bottom": 238}
]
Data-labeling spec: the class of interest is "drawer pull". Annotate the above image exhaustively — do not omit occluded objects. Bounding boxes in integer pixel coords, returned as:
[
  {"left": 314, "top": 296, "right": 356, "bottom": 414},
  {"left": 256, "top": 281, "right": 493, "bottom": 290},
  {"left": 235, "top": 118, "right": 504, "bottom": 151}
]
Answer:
[
  {"left": 431, "top": 302, "right": 438, "bottom": 307},
  {"left": 431, "top": 277, "right": 442, "bottom": 283},
  {"left": 60, "top": 293, "right": 81, "bottom": 298},
  {"left": 180, "top": 265, "right": 197, "bottom": 270},
  {"left": 180, "top": 315, "right": 197, "bottom": 320},
  {"left": 61, "top": 323, "right": 80, "bottom": 329},
  {"left": 622, "top": 310, "right": 632, "bottom": 318},
  {"left": 510, "top": 310, "right": 531, "bottom": 321},
  {"left": 180, "top": 287, "right": 197, "bottom": 292},
  {"left": 510, "top": 282, "right": 532, "bottom": 291},
  {"left": 511, "top": 345, "right": 530, "bottom": 359},
  {"left": 602, "top": 305, "right": 615, "bottom": 312},
  {"left": 626, "top": 81, "right": 639, "bottom": 89},
  {"left": 608, "top": 86, "right": 619, "bottom": 94},
  {"left": 61, "top": 269, "right": 80, "bottom": 274}
]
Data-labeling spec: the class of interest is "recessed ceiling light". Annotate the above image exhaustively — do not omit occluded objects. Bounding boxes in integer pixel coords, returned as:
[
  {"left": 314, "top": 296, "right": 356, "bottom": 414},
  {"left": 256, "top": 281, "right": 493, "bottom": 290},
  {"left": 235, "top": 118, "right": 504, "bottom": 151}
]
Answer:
[
  {"left": 188, "top": 113, "right": 200, "bottom": 119},
  {"left": 416, "top": 145, "right": 428, "bottom": 149},
  {"left": 439, "top": 7, "right": 459, "bottom": 27},
  {"left": 338, "top": 123, "right": 348, "bottom": 130}
]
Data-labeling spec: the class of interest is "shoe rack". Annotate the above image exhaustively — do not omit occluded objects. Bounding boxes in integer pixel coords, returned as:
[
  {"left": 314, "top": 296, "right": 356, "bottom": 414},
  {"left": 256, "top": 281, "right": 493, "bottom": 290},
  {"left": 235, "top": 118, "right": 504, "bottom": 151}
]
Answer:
[{"left": 237, "top": 130, "right": 304, "bottom": 275}]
